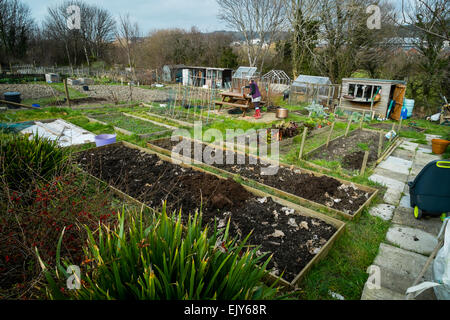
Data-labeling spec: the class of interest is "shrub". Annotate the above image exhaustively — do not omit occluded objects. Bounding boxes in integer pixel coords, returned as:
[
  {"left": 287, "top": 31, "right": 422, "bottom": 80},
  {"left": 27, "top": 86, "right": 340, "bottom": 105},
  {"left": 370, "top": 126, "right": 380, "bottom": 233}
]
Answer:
[
  {"left": 41, "top": 204, "right": 282, "bottom": 300},
  {"left": 0, "top": 133, "right": 69, "bottom": 192},
  {"left": 0, "top": 170, "right": 117, "bottom": 299}
]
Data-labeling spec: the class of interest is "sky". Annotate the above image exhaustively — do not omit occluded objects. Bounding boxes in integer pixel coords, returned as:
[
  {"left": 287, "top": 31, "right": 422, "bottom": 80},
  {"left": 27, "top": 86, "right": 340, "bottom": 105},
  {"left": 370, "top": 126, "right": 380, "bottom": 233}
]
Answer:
[{"left": 25, "top": 0, "right": 226, "bottom": 34}]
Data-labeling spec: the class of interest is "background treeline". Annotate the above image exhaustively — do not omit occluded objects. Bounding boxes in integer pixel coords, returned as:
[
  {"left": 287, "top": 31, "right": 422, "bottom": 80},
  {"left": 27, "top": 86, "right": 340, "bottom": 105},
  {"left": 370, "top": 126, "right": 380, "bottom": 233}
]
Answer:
[{"left": 0, "top": 0, "right": 448, "bottom": 111}]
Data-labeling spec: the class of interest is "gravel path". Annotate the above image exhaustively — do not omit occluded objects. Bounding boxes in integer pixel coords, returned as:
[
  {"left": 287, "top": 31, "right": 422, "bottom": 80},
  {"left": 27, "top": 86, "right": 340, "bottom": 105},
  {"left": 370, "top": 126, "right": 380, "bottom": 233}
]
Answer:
[
  {"left": 73, "top": 85, "right": 169, "bottom": 103},
  {"left": 0, "top": 84, "right": 61, "bottom": 100},
  {"left": 1, "top": 84, "right": 170, "bottom": 103}
]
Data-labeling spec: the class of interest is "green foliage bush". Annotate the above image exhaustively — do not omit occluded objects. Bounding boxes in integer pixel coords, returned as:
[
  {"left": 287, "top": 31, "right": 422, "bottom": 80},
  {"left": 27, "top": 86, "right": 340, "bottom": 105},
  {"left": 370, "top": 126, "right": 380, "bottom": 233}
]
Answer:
[
  {"left": 0, "top": 133, "right": 69, "bottom": 191},
  {"left": 42, "top": 204, "right": 281, "bottom": 300}
]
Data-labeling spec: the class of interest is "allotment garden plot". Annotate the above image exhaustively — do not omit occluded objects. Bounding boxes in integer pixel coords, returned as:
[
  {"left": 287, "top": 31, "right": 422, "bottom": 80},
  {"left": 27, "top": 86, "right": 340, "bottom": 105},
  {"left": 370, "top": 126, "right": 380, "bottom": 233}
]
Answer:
[
  {"left": 148, "top": 137, "right": 377, "bottom": 219},
  {"left": 306, "top": 129, "right": 395, "bottom": 173},
  {"left": 88, "top": 112, "right": 171, "bottom": 135},
  {"left": 76, "top": 143, "right": 344, "bottom": 286}
]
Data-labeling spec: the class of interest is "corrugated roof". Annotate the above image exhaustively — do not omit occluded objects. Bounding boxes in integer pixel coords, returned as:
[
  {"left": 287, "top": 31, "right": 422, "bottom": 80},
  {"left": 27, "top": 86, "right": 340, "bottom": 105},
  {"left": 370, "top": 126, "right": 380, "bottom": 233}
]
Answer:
[{"left": 342, "top": 78, "right": 407, "bottom": 84}]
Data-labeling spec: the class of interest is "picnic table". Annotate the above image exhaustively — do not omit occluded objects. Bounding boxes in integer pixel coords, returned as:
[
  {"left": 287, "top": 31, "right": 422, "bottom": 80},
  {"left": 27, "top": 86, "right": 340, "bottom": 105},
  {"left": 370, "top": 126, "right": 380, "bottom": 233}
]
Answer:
[{"left": 214, "top": 91, "right": 265, "bottom": 117}]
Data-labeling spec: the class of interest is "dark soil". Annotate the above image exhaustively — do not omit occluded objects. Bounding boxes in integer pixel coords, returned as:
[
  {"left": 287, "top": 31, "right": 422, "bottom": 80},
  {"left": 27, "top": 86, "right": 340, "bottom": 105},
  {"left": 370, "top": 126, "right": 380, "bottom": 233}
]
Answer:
[
  {"left": 369, "top": 122, "right": 425, "bottom": 133},
  {"left": 76, "top": 145, "right": 337, "bottom": 282},
  {"left": 342, "top": 151, "right": 378, "bottom": 171},
  {"left": 151, "top": 138, "right": 372, "bottom": 215},
  {"left": 309, "top": 129, "right": 389, "bottom": 172}
]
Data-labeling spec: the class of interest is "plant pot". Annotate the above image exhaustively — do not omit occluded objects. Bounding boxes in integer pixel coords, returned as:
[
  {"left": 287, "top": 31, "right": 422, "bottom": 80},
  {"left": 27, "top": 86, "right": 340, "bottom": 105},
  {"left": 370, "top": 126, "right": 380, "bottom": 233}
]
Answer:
[
  {"left": 276, "top": 108, "right": 288, "bottom": 119},
  {"left": 431, "top": 139, "right": 450, "bottom": 155}
]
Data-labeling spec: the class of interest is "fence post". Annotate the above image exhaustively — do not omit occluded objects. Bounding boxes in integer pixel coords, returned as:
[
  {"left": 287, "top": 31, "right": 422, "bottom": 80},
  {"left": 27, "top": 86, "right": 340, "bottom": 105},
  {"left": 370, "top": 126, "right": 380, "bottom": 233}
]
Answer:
[
  {"left": 298, "top": 127, "right": 308, "bottom": 160},
  {"left": 360, "top": 151, "right": 370, "bottom": 176},
  {"left": 345, "top": 118, "right": 352, "bottom": 137},
  {"left": 378, "top": 131, "right": 383, "bottom": 158},
  {"left": 326, "top": 122, "right": 335, "bottom": 148}
]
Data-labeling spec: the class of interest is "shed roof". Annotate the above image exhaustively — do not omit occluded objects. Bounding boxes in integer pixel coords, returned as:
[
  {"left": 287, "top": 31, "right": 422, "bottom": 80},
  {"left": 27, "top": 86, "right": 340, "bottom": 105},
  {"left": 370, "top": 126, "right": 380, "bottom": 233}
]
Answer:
[
  {"left": 293, "top": 75, "right": 331, "bottom": 86},
  {"left": 342, "top": 78, "right": 407, "bottom": 85},
  {"left": 233, "top": 66, "right": 258, "bottom": 79}
]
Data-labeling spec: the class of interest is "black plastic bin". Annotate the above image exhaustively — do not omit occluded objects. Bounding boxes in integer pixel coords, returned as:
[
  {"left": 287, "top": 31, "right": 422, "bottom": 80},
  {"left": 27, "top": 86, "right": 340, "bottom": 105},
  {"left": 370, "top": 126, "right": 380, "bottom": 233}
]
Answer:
[
  {"left": 409, "top": 159, "right": 450, "bottom": 219},
  {"left": 3, "top": 92, "right": 21, "bottom": 109}
]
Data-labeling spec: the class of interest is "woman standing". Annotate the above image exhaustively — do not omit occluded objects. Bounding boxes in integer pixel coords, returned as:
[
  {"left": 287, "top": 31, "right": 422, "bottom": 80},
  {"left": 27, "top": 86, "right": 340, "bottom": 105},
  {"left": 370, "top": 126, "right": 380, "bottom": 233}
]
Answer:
[{"left": 245, "top": 79, "right": 262, "bottom": 119}]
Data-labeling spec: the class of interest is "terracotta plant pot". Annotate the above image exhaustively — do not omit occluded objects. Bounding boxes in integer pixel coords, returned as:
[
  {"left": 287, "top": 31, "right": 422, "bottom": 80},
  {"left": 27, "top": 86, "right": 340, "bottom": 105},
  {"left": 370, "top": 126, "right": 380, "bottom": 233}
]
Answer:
[{"left": 431, "top": 139, "right": 450, "bottom": 155}]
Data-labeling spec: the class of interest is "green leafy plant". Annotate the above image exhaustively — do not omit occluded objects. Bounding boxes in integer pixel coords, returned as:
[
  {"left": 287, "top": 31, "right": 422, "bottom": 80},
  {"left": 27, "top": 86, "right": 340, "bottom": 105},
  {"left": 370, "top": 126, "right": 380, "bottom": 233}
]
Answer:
[
  {"left": 357, "top": 143, "right": 369, "bottom": 151},
  {"left": 41, "top": 204, "right": 282, "bottom": 300},
  {"left": 0, "top": 133, "right": 69, "bottom": 191}
]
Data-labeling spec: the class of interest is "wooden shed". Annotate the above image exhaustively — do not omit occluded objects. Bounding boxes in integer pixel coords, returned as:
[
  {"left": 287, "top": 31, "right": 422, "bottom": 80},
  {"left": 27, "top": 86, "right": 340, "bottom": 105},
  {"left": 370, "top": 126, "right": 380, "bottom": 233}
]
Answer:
[{"left": 337, "top": 78, "right": 407, "bottom": 120}]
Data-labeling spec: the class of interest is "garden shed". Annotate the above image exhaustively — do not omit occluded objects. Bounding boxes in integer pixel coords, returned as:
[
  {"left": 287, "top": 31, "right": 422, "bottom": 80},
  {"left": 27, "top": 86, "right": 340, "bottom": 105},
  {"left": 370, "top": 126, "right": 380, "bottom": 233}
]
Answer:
[
  {"left": 181, "top": 66, "right": 233, "bottom": 89},
  {"left": 162, "top": 64, "right": 185, "bottom": 83},
  {"left": 338, "top": 78, "right": 407, "bottom": 120}
]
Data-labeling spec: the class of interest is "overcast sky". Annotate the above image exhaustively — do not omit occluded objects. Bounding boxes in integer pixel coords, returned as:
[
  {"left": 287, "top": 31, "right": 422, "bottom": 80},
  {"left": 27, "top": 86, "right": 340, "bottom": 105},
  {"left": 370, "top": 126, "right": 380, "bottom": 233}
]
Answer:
[{"left": 25, "top": 0, "right": 226, "bottom": 34}]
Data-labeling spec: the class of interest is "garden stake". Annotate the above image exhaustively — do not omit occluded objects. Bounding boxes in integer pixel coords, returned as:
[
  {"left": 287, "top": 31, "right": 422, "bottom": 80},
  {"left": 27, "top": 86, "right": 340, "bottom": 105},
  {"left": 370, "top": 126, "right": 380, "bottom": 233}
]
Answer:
[
  {"left": 398, "top": 117, "right": 403, "bottom": 133},
  {"left": 359, "top": 113, "right": 364, "bottom": 129},
  {"left": 326, "top": 122, "right": 335, "bottom": 148},
  {"left": 360, "top": 151, "right": 370, "bottom": 176},
  {"left": 345, "top": 118, "right": 352, "bottom": 137},
  {"left": 378, "top": 131, "right": 383, "bottom": 158},
  {"left": 298, "top": 127, "right": 308, "bottom": 160},
  {"left": 63, "top": 78, "right": 71, "bottom": 107}
]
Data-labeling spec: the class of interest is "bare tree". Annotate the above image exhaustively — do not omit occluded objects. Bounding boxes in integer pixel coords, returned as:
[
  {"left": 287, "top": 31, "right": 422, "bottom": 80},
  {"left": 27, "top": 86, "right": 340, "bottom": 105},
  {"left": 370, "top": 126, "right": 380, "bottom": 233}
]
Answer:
[
  {"left": 44, "top": 0, "right": 115, "bottom": 71},
  {"left": 80, "top": 5, "right": 116, "bottom": 69},
  {"left": 400, "top": 0, "right": 449, "bottom": 41},
  {"left": 0, "top": 0, "right": 34, "bottom": 64},
  {"left": 217, "top": 0, "right": 286, "bottom": 71},
  {"left": 285, "top": 0, "right": 321, "bottom": 78},
  {"left": 115, "top": 14, "right": 140, "bottom": 81}
]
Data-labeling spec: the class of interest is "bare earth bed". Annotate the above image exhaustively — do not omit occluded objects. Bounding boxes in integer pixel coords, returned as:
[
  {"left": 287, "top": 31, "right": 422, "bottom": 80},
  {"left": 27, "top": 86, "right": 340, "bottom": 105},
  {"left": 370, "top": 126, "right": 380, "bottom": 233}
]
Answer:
[
  {"left": 308, "top": 129, "right": 390, "bottom": 171},
  {"left": 76, "top": 144, "right": 337, "bottom": 282},
  {"left": 150, "top": 138, "right": 373, "bottom": 216}
]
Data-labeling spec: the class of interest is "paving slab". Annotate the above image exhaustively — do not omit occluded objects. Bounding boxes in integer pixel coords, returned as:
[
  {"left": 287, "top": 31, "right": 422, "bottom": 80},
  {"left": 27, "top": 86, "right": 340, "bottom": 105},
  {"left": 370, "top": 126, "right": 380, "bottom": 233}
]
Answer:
[
  {"left": 361, "top": 282, "right": 405, "bottom": 300},
  {"left": 417, "top": 147, "right": 432, "bottom": 154},
  {"left": 373, "top": 167, "right": 409, "bottom": 183},
  {"left": 425, "top": 134, "right": 441, "bottom": 144},
  {"left": 369, "top": 204, "right": 396, "bottom": 221},
  {"left": 400, "top": 141, "right": 419, "bottom": 152},
  {"left": 378, "top": 156, "right": 413, "bottom": 176},
  {"left": 369, "top": 174, "right": 405, "bottom": 192},
  {"left": 399, "top": 194, "right": 412, "bottom": 208},
  {"left": 392, "top": 148, "right": 415, "bottom": 161},
  {"left": 386, "top": 224, "right": 438, "bottom": 255},
  {"left": 414, "top": 152, "right": 441, "bottom": 167},
  {"left": 391, "top": 207, "right": 443, "bottom": 237},
  {"left": 384, "top": 190, "right": 403, "bottom": 206},
  {"left": 372, "top": 243, "right": 435, "bottom": 299}
]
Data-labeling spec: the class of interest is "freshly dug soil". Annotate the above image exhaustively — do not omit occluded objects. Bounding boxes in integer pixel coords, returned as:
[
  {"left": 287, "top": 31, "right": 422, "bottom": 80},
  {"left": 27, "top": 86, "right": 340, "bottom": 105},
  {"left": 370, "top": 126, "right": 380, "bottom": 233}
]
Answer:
[
  {"left": 342, "top": 151, "right": 378, "bottom": 171},
  {"left": 151, "top": 138, "right": 372, "bottom": 215},
  {"left": 76, "top": 145, "right": 337, "bottom": 282},
  {"left": 309, "top": 129, "right": 389, "bottom": 171}
]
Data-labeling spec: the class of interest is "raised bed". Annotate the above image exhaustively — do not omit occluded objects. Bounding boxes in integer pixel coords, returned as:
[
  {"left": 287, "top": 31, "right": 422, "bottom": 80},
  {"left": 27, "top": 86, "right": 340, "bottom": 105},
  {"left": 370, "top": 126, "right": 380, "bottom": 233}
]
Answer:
[
  {"left": 86, "top": 112, "right": 172, "bottom": 138},
  {"left": 304, "top": 128, "right": 401, "bottom": 175},
  {"left": 368, "top": 122, "right": 426, "bottom": 133},
  {"left": 76, "top": 141, "right": 345, "bottom": 288},
  {"left": 147, "top": 136, "right": 378, "bottom": 220},
  {"left": 227, "top": 122, "right": 330, "bottom": 155}
]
